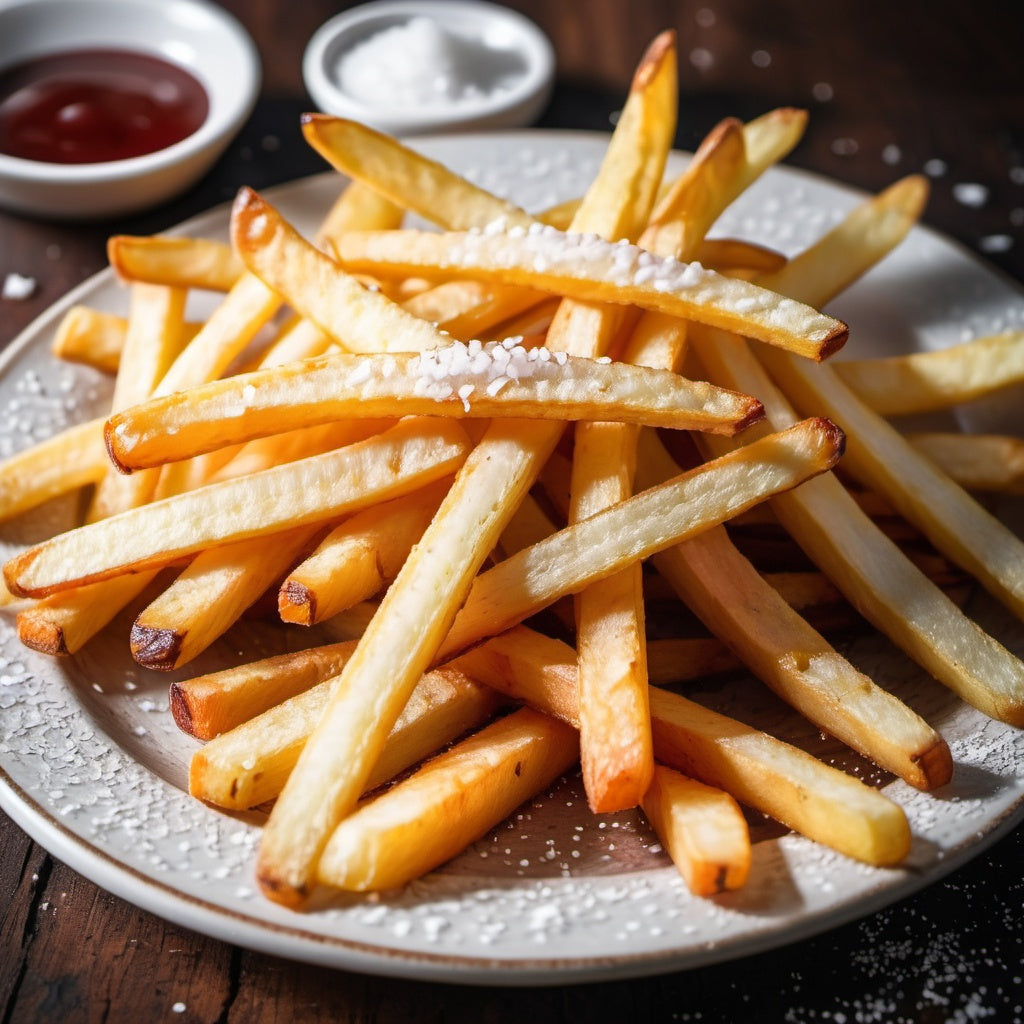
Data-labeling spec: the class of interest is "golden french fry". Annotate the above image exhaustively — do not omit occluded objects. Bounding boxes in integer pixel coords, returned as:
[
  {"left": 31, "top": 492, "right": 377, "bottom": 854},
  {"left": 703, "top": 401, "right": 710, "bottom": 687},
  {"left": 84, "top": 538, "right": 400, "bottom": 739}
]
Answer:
[
  {"left": 301, "top": 115, "right": 537, "bottom": 232},
  {"left": 279, "top": 480, "right": 448, "bottom": 626},
  {"left": 172, "top": 640, "right": 358, "bottom": 739},
  {"left": 107, "top": 235, "right": 245, "bottom": 291},
  {"left": 441, "top": 419, "right": 846, "bottom": 661},
  {"left": 189, "top": 663, "right": 505, "bottom": 811},
  {"left": 457, "top": 627, "right": 912, "bottom": 867},
  {"left": 0, "top": 416, "right": 108, "bottom": 523},
  {"left": 4, "top": 418, "right": 471, "bottom": 598},
  {"left": 331, "top": 225, "right": 848, "bottom": 361},
  {"left": 636, "top": 429, "right": 951, "bottom": 790},
  {"left": 835, "top": 330, "right": 1024, "bottom": 415},
  {"left": 694, "top": 347, "right": 1024, "bottom": 727},
  {"left": 104, "top": 340, "right": 763, "bottom": 471},
  {"left": 51, "top": 305, "right": 127, "bottom": 373},
  {"left": 131, "top": 525, "right": 320, "bottom": 671},
  {"left": 17, "top": 575, "right": 156, "bottom": 656},
  {"left": 905, "top": 431, "right": 1024, "bottom": 494},
  {"left": 641, "top": 765, "right": 751, "bottom": 895},
  {"left": 316, "top": 708, "right": 579, "bottom": 892}
]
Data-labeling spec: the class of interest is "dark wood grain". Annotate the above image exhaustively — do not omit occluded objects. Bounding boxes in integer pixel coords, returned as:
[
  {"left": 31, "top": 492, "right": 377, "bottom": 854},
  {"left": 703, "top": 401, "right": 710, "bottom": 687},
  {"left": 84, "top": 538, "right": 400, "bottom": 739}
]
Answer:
[{"left": 2, "top": 2, "right": 1023, "bottom": 1020}]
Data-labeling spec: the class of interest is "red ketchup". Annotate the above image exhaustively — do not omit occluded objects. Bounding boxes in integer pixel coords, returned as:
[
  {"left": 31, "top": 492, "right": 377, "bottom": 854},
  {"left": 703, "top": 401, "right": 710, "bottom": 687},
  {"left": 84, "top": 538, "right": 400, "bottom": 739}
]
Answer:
[{"left": 0, "top": 49, "right": 208, "bottom": 164}]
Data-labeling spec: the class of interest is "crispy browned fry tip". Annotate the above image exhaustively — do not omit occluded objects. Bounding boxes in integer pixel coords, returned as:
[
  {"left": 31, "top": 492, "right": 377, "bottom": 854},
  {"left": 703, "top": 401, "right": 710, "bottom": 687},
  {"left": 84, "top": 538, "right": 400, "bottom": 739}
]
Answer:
[
  {"left": 278, "top": 579, "right": 317, "bottom": 625},
  {"left": 130, "top": 623, "right": 182, "bottom": 672},
  {"left": 816, "top": 319, "right": 849, "bottom": 360},
  {"left": 632, "top": 29, "right": 676, "bottom": 90},
  {"left": 16, "top": 614, "right": 68, "bottom": 657},
  {"left": 169, "top": 682, "right": 194, "bottom": 735}
]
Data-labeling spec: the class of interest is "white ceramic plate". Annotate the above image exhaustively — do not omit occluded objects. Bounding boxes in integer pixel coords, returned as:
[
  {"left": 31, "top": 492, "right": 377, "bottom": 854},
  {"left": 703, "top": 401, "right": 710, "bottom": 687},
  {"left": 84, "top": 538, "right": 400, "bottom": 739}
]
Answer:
[{"left": 2, "top": 131, "right": 1024, "bottom": 986}]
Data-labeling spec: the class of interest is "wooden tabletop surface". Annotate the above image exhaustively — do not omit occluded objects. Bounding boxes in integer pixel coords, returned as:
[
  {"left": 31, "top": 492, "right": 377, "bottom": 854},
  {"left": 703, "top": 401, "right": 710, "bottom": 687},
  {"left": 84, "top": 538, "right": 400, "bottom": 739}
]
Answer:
[{"left": 2, "top": 2, "right": 1023, "bottom": 1020}]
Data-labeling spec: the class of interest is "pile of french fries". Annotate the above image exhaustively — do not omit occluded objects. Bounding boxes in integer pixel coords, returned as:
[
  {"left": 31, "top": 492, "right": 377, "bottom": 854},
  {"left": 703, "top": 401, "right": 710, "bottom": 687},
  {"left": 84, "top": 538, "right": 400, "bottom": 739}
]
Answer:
[{"left": 4, "top": 30, "right": 1024, "bottom": 908}]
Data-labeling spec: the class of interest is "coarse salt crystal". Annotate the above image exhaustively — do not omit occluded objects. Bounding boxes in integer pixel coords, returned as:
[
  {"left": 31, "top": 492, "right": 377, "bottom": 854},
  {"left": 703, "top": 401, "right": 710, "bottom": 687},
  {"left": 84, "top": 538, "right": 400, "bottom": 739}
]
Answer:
[{"left": 2, "top": 273, "right": 36, "bottom": 300}]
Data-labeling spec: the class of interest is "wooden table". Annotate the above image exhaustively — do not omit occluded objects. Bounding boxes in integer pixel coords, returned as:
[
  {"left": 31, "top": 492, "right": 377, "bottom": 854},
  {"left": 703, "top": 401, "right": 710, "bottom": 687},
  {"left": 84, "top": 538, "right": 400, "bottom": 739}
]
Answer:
[{"left": 2, "top": 2, "right": 1022, "bottom": 1019}]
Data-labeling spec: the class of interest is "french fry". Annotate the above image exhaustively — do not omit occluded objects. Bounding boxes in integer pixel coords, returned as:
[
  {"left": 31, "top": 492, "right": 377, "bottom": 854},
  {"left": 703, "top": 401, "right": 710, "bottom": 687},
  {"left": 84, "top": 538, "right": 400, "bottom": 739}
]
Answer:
[
  {"left": 754, "top": 217, "right": 1024, "bottom": 624},
  {"left": 0, "top": 416, "right": 108, "bottom": 523},
  {"left": 278, "top": 481, "right": 448, "bottom": 626},
  {"left": 18, "top": 574, "right": 157, "bottom": 656},
  {"left": 301, "top": 114, "right": 538, "bottom": 233},
  {"left": 647, "top": 686, "right": 910, "bottom": 866},
  {"left": 87, "top": 282, "right": 189, "bottom": 521},
  {"left": 330, "top": 225, "right": 848, "bottom": 361},
  {"left": 906, "top": 432, "right": 1024, "bottom": 495},
  {"left": 190, "top": 663, "right": 505, "bottom": 811},
  {"left": 567, "top": 108, "right": 804, "bottom": 815},
  {"left": 645, "top": 637, "right": 742, "bottom": 684},
  {"left": 439, "top": 418, "right": 845, "bottom": 660},
  {"left": 4, "top": 418, "right": 471, "bottom": 598},
  {"left": 696, "top": 237, "right": 787, "bottom": 278},
  {"left": 636, "top": 429, "right": 951, "bottom": 790},
  {"left": 107, "top": 235, "right": 245, "bottom": 291},
  {"left": 456, "top": 627, "right": 911, "bottom": 867},
  {"left": 641, "top": 765, "right": 751, "bottom": 895},
  {"left": 835, "top": 330, "right": 1024, "bottom": 416},
  {"left": 316, "top": 708, "right": 579, "bottom": 892},
  {"left": 231, "top": 188, "right": 456, "bottom": 357},
  {"left": 172, "top": 640, "right": 359, "bottom": 739},
  {"left": 690, "top": 178, "right": 1024, "bottom": 724},
  {"left": 131, "top": 525, "right": 321, "bottom": 671},
  {"left": 51, "top": 305, "right": 127, "bottom": 373},
  {"left": 104, "top": 341, "right": 763, "bottom": 472}
]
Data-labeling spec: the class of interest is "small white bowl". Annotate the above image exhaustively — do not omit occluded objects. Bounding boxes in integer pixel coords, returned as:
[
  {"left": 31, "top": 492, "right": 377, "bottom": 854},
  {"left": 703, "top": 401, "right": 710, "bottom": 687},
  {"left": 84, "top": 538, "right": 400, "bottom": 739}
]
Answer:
[
  {"left": 303, "top": 0, "right": 554, "bottom": 136},
  {"left": 0, "top": 0, "right": 260, "bottom": 221}
]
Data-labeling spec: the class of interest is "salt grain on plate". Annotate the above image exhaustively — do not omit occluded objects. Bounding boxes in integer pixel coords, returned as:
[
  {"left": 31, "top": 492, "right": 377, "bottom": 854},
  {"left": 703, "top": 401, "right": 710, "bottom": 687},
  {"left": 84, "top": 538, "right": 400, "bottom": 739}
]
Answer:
[
  {"left": 2, "top": 272, "right": 36, "bottom": 300},
  {"left": 953, "top": 182, "right": 990, "bottom": 208}
]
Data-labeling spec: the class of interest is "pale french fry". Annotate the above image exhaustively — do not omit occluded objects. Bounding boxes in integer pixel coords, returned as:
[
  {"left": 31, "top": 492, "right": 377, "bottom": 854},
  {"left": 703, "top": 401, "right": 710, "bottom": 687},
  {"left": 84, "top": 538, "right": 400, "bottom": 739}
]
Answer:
[
  {"left": 255, "top": 33, "right": 685, "bottom": 906},
  {"left": 762, "top": 341, "right": 1024, "bottom": 624},
  {"left": 330, "top": 225, "right": 848, "bottom": 361},
  {"left": 636, "top": 428, "right": 951, "bottom": 790},
  {"left": 4, "top": 418, "right": 471, "bottom": 598},
  {"left": 131, "top": 525, "right": 320, "bottom": 671},
  {"left": 752, "top": 191, "right": 1024, "bottom": 625},
  {"left": 107, "top": 235, "right": 245, "bottom": 291},
  {"left": 172, "top": 640, "right": 358, "bottom": 739},
  {"left": 301, "top": 115, "right": 537, "bottom": 232},
  {"left": 835, "top": 330, "right": 1024, "bottom": 416},
  {"left": 88, "top": 282, "right": 189, "bottom": 521},
  {"left": 641, "top": 765, "right": 751, "bottom": 895},
  {"left": 104, "top": 340, "right": 763, "bottom": 471},
  {"left": 190, "top": 664, "right": 505, "bottom": 811},
  {"left": 456, "top": 627, "right": 912, "bottom": 867},
  {"left": 906, "top": 432, "right": 1024, "bottom": 494},
  {"left": 694, "top": 355, "right": 1024, "bottom": 725},
  {"left": 439, "top": 418, "right": 846, "bottom": 660},
  {"left": 567, "top": 107, "right": 798, "bottom": 815},
  {"left": 316, "top": 708, "right": 579, "bottom": 892},
  {"left": 279, "top": 480, "right": 448, "bottom": 626},
  {"left": 231, "top": 188, "right": 455, "bottom": 357},
  {"left": 0, "top": 416, "right": 108, "bottom": 523}
]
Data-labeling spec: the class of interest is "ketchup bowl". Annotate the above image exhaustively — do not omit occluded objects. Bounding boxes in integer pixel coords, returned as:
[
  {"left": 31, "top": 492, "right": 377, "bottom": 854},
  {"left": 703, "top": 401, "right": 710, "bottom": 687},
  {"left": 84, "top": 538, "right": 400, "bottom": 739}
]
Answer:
[{"left": 0, "top": 0, "right": 260, "bottom": 220}]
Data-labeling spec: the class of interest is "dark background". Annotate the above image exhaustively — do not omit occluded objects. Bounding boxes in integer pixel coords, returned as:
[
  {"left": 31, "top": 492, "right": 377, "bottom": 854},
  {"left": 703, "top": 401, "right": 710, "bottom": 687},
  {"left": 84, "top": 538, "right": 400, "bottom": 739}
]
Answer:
[{"left": 2, "top": 1, "right": 1023, "bottom": 1020}]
